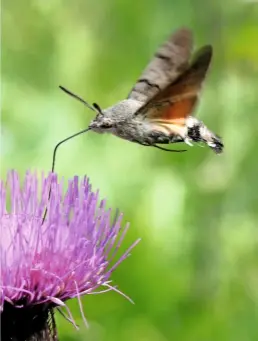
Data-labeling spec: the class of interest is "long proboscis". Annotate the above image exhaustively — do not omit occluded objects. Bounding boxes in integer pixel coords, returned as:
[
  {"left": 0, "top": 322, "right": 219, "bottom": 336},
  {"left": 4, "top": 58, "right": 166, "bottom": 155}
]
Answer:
[
  {"left": 42, "top": 127, "right": 91, "bottom": 224},
  {"left": 50, "top": 128, "right": 91, "bottom": 173}
]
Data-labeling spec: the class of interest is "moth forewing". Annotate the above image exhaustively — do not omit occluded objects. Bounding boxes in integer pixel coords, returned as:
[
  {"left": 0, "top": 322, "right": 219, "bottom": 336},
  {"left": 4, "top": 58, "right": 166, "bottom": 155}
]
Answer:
[
  {"left": 128, "top": 28, "right": 194, "bottom": 103},
  {"left": 138, "top": 44, "right": 213, "bottom": 122},
  {"left": 131, "top": 42, "right": 223, "bottom": 154}
]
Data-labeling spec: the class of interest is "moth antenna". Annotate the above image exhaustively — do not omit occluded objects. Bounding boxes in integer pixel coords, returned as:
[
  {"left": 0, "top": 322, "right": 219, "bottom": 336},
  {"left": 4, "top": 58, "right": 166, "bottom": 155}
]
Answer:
[
  {"left": 93, "top": 103, "right": 104, "bottom": 116},
  {"left": 59, "top": 85, "right": 96, "bottom": 113},
  {"left": 42, "top": 127, "right": 91, "bottom": 224}
]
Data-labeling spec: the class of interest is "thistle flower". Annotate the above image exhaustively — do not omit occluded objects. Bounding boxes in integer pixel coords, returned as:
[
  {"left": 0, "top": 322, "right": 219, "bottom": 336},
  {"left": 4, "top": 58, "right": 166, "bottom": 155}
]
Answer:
[{"left": 0, "top": 170, "right": 140, "bottom": 341}]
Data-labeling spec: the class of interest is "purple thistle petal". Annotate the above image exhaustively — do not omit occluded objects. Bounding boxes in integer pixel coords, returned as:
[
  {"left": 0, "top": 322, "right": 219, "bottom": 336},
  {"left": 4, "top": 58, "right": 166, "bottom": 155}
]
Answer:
[{"left": 0, "top": 170, "right": 140, "bottom": 327}]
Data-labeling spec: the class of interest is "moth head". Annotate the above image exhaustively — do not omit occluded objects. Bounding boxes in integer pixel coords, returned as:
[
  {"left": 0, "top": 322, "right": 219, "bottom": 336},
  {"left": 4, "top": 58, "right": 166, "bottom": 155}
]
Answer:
[
  {"left": 89, "top": 116, "right": 113, "bottom": 133},
  {"left": 86, "top": 103, "right": 113, "bottom": 132},
  {"left": 59, "top": 86, "right": 114, "bottom": 132}
]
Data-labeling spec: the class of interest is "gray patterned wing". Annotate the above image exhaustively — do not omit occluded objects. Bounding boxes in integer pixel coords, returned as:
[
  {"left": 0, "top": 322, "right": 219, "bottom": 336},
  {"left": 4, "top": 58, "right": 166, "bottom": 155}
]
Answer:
[
  {"left": 136, "top": 45, "right": 213, "bottom": 125},
  {"left": 128, "top": 28, "right": 193, "bottom": 103}
]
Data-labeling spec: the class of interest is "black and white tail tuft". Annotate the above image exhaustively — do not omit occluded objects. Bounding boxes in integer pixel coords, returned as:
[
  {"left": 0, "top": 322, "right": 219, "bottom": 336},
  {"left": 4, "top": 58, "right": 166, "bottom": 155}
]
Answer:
[{"left": 186, "top": 117, "right": 224, "bottom": 154}]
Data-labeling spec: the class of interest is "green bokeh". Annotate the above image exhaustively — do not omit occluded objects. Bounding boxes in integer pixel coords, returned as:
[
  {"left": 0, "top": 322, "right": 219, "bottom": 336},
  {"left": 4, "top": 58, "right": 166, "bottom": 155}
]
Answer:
[{"left": 2, "top": 1, "right": 258, "bottom": 340}]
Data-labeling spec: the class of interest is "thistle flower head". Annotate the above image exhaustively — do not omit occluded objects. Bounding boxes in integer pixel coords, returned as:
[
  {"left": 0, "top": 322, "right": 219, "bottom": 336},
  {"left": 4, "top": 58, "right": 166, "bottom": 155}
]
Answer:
[{"left": 0, "top": 170, "right": 139, "bottom": 340}]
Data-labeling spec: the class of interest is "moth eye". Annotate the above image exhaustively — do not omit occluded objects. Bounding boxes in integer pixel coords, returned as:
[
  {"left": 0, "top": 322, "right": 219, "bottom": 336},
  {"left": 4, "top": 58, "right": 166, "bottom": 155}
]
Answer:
[{"left": 102, "top": 122, "right": 112, "bottom": 129}]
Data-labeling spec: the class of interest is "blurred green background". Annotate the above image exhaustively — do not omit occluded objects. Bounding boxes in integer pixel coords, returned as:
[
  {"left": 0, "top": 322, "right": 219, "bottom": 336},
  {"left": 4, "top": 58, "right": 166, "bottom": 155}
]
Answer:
[{"left": 2, "top": 0, "right": 258, "bottom": 340}]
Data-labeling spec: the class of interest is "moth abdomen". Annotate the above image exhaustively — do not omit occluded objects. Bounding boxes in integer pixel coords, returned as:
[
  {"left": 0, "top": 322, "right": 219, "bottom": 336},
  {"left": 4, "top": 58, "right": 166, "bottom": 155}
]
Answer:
[
  {"left": 207, "top": 135, "right": 224, "bottom": 154},
  {"left": 186, "top": 118, "right": 224, "bottom": 154}
]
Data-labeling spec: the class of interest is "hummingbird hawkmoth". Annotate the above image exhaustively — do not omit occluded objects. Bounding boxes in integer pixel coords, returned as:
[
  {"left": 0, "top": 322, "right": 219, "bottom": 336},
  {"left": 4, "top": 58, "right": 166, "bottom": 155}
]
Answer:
[{"left": 51, "top": 28, "right": 223, "bottom": 173}]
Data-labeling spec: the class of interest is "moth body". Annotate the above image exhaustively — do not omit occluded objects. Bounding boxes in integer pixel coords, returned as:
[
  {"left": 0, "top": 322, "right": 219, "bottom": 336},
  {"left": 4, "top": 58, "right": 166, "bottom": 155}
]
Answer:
[
  {"left": 61, "top": 27, "right": 224, "bottom": 154},
  {"left": 89, "top": 99, "right": 182, "bottom": 144},
  {"left": 89, "top": 99, "right": 222, "bottom": 153}
]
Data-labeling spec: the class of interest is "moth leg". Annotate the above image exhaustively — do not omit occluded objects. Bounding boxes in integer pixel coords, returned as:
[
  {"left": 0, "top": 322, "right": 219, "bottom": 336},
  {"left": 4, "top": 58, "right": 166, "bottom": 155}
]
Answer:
[
  {"left": 153, "top": 145, "right": 187, "bottom": 153},
  {"left": 137, "top": 140, "right": 186, "bottom": 153},
  {"left": 184, "top": 137, "right": 193, "bottom": 146}
]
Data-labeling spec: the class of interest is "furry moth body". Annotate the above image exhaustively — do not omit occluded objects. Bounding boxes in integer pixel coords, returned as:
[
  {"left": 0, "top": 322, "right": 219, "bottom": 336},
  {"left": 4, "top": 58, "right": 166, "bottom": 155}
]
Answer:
[{"left": 60, "top": 28, "right": 223, "bottom": 154}]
